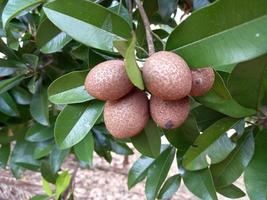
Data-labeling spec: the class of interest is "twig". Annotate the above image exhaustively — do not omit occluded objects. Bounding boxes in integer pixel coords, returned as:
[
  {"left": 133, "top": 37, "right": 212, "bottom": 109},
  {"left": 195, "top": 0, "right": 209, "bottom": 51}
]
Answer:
[{"left": 134, "top": 0, "right": 155, "bottom": 56}]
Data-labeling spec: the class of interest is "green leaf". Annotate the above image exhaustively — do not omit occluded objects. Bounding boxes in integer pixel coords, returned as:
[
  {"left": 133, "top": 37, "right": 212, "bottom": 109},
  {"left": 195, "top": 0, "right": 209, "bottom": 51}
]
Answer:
[
  {"left": 30, "top": 87, "right": 50, "bottom": 126},
  {"left": 0, "top": 92, "right": 19, "bottom": 116},
  {"left": 25, "top": 123, "right": 54, "bottom": 142},
  {"left": 145, "top": 146, "right": 175, "bottom": 200},
  {"left": 41, "top": 161, "right": 58, "bottom": 183},
  {"left": 109, "top": 3, "right": 132, "bottom": 26},
  {"left": 244, "top": 129, "right": 267, "bottom": 200},
  {"left": 34, "top": 142, "right": 53, "bottom": 159},
  {"left": 113, "top": 39, "right": 129, "bottom": 57},
  {"left": 192, "top": 105, "right": 225, "bottom": 131},
  {"left": 0, "top": 75, "right": 25, "bottom": 94},
  {"left": 55, "top": 101, "right": 104, "bottom": 149},
  {"left": 49, "top": 147, "right": 69, "bottom": 173},
  {"left": 125, "top": 35, "right": 144, "bottom": 90},
  {"left": 131, "top": 119, "right": 161, "bottom": 158},
  {"left": 217, "top": 184, "right": 246, "bottom": 199},
  {"left": 158, "top": 174, "right": 181, "bottom": 200},
  {"left": 43, "top": 0, "right": 131, "bottom": 52},
  {"left": 183, "top": 117, "right": 238, "bottom": 170},
  {"left": 195, "top": 73, "right": 256, "bottom": 118},
  {"left": 165, "top": 115, "right": 199, "bottom": 155},
  {"left": 48, "top": 70, "right": 94, "bottom": 104},
  {"left": 211, "top": 130, "right": 254, "bottom": 187},
  {"left": 0, "top": 144, "right": 10, "bottom": 168},
  {"left": 166, "top": 0, "right": 267, "bottom": 67},
  {"left": 2, "top": 0, "right": 44, "bottom": 29},
  {"left": 183, "top": 168, "right": 218, "bottom": 200},
  {"left": 0, "top": 59, "right": 23, "bottom": 76},
  {"left": 74, "top": 131, "right": 94, "bottom": 165},
  {"left": 128, "top": 156, "right": 155, "bottom": 189},
  {"left": 30, "top": 195, "right": 49, "bottom": 200},
  {"left": 11, "top": 87, "right": 31, "bottom": 105},
  {"left": 228, "top": 54, "right": 267, "bottom": 109},
  {"left": 42, "top": 177, "right": 53, "bottom": 196},
  {"left": 37, "top": 18, "right": 72, "bottom": 54},
  {"left": 109, "top": 140, "right": 133, "bottom": 155},
  {"left": 55, "top": 171, "right": 71, "bottom": 200}
]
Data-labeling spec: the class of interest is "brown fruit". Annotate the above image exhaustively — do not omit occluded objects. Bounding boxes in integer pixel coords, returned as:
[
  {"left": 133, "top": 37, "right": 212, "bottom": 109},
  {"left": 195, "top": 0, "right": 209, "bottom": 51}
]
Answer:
[
  {"left": 143, "top": 51, "right": 192, "bottom": 100},
  {"left": 150, "top": 96, "right": 190, "bottom": 129},
  {"left": 104, "top": 90, "right": 149, "bottom": 139},
  {"left": 84, "top": 60, "right": 133, "bottom": 100},
  {"left": 190, "top": 67, "right": 215, "bottom": 96}
]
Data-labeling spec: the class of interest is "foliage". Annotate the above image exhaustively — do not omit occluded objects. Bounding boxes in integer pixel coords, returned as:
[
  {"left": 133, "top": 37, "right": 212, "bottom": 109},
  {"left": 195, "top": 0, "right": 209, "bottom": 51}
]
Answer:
[{"left": 0, "top": 0, "right": 267, "bottom": 199}]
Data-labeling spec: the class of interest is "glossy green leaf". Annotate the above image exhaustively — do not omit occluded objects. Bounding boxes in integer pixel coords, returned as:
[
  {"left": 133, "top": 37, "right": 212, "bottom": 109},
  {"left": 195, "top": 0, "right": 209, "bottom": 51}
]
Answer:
[
  {"left": 25, "top": 123, "right": 54, "bottom": 142},
  {"left": 211, "top": 130, "right": 254, "bottom": 187},
  {"left": 131, "top": 119, "right": 161, "bottom": 158},
  {"left": 30, "top": 87, "right": 50, "bottom": 126},
  {"left": 113, "top": 39, "right": 129, "bottom": 57},
  {"left": 165, "top": 115, "right": 199, "bottom": 155},
  {"left": 183, "top": 118, "right": 238, "bottom": 170},
  {"left": 55, "top": 101, "right": 104, "bottom": 149},
  {"left": 109, "top": 3, "right": 132, "bottom": 26},
  {"left": 0, "top": 144, "right": 10, "bottom": 168},
  {"left": 0, "top": 92, "right": 19, "bottom": 116},
  {"left": 192, "top": 106, "right": 225, "bottom": 131},
  {"left": 158, "top": 174, "right": 181, "bottom": 199},
  {"left": 125, "top": 35, "right": 144, "bottom": 90},
  {"left": 217, "top": 184, "right": 246, "bottom": 199},
  {"left": 128, "top": 155, "right": 155, "bottom": 189},
  {"left": 55, "top": 171, "right": 71, "bottom": 200},
  {"left": 41, "top": 161, "right": 58, "bottom": 183},
  {"left": 0, "top": 75, "right": 25, "bottom": 94},
  {"left": 48, "top": 70, "right": 94, "bottom": 104},
  {"left": 166, "top": 0, "right": 267, "bottom": 68},
  {"left": 109, "top": 140, "right": 133, "bottom": 155},
  {"left": 11, "top": 87, "right": 31, "bottom": 105},
  {"left": 0, "top": 38, "right": 19, "bottom": 60},
  {"left": 2, "top": 0, "right": 44, "bottom": 29},
  {"left": 43, "top": 0, "right": 131, "bottom": 52},
  {"left": 74, "top": 131, "right": 94, "bottom": 165},
  {"left": 49, "top": 147, "right": 69, "bottom": 173},
  {"left": 145, "top": 146, "right": 175, "bottom": 200},
  {"left": 34, "top": 142, "right": 53, "bottom": 159},
  {"left": 37, "top": 18, "right": 72, "bottom": 54},
  {"left": 183, "top": 168, "right": 218, "bottom": 200},
  {"left": 244, "top": 129, "right": 267, "bottom": 200},
  {"left": 0, "top": 59, "right": 23, "bottom": 76},
  {"left": 228, "top": 54, "right": 267, "bottom": 109}
]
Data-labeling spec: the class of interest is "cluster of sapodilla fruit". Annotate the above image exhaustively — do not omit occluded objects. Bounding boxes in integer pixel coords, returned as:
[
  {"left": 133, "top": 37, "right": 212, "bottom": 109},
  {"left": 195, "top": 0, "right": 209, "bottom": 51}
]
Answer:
[{"left": 84, "top": 51, "right": 215, "bottom": 139}]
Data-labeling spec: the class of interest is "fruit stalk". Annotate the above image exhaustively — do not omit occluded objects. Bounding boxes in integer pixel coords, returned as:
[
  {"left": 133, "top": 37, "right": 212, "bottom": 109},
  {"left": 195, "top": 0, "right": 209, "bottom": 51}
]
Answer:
[{"left": 134, "top": 0, "right": 155, "bottom": 56}]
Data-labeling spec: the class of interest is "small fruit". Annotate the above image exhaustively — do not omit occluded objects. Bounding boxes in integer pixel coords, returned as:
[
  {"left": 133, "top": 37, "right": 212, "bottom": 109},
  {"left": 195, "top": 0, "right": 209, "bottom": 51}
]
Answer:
[
  {"left": 104, "top": 90, "right": 149, "bottom": 138},
  {"left": 150, "top": 96, "right": 190, "bottom": 129},
  {"left": 190, "top": 67, "right": 215, "bottom": 96},
  {"left": 84, "top": 60, "right": 133, "bottom": 100},
  {"left": 143, "top": 51, "right": 192, "bottom": 100}
]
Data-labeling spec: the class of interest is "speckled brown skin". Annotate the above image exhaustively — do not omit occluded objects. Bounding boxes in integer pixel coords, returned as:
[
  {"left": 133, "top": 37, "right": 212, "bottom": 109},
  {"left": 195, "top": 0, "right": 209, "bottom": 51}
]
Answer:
[
  {"left": 190, "top": 67, "right": 215, "bottom": 97},
  {"left": 143, "top": 51, "right": 192, "bottom": 100},
  {"left": 84, "top": 60, "right": 133, "bottom": 100},
  {"left": 104, "top": 90, "right": 149, "bottom": 139},
  {"left": 150, "top": 96, "right": 190, "bottom": 129}
]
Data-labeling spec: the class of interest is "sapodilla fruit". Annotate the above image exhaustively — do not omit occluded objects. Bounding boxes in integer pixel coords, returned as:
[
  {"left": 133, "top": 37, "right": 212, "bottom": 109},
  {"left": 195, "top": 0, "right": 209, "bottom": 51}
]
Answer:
[
  {"left": 190, "top": 67, "right": 215, "bottom": 96},
  {"left": 143, "top": 51, "right": 192, "bottom": 100},
  {"left": 104, "top": 90, "right": 149, "bottom": 139},
  {"left": 84, "top": 60, "right": 133, "bottom": 100},
  {"left": 150, "top": 96, "right": 190, "bottom": 129}
]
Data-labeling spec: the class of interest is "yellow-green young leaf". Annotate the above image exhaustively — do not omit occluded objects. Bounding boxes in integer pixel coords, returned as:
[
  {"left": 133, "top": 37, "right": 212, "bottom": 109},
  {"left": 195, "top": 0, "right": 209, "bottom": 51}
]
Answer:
[
  {"left": 166, "top": 0, "right": 267, "bottom": 68},
  {"left": 55, "top": 171, "right": 71, "bottom": 200},
  {"left": 125, "top": 35, "right": 145, "bottom": 90},
  {"left": 37, "top": 18, "right": 72, "bottom": 54},
  {"left": 42, "top": 177, "right": 52, "bottom": 196},
  {"left": 2, "top": 0, "right": 44, "bottom": 29},
  {"left": 43, "top": 0, "right": 131, "bottom": 52},
  {"left": 183, "top": 168, "right": 218, "bottom": 200},
  {"left": 131, "top": 119, "right": 161, "bottom": 158},
  {"left": 48, "top": 70, "right": 94, "bottom": 104},
  {"left": 182, "top": 118, "right": 239, "bottom": 170},
  {"left": 54, "top": 101, "right": 104, "bottom": 149}
]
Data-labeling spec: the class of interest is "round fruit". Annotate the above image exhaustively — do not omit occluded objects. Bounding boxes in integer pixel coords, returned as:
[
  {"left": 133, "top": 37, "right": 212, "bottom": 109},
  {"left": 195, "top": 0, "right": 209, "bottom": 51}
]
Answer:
[
  {"left": 150, "top": 96, "right": 190, "bottom": 129},
  {"left": 104, "top": 90, "right": 149, "bottom": 139},
  {"left": 190, "top": 67, "right": 215, "bottom": 96},
  {"left": 84, "top": 60, "right": 133, "bottom": 100},
  {"left": 143, "top": 51, "right": 192, "bottom": 100}
]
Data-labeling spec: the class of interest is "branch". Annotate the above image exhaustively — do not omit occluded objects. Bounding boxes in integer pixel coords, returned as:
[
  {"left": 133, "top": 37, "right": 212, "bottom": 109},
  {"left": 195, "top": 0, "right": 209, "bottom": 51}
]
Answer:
[{"left": 134, "top": 0, "right": 155, "bottom": 56}]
